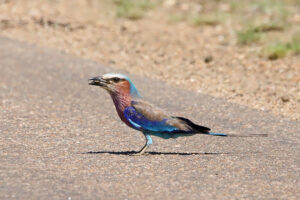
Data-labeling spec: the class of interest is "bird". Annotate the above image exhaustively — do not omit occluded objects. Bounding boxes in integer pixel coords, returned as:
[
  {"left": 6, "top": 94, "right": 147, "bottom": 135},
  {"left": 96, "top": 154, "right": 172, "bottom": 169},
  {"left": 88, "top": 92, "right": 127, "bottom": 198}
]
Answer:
[{"left": 89, "top": 73, "right": 265, "bottom": 155}]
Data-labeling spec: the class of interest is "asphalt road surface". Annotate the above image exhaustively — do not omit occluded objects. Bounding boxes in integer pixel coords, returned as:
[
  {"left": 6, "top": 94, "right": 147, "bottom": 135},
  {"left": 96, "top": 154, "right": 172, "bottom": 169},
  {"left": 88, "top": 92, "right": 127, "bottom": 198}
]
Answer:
[{"left": 0, "top": 37, "right": 299, "bottom": 199}]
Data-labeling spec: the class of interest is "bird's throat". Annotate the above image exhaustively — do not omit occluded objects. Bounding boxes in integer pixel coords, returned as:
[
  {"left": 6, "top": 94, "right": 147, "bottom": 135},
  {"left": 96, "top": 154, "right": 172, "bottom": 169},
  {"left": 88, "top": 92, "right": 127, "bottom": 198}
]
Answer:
[{"left": 110, "top": 92, "right": 132, "bottom": 125}]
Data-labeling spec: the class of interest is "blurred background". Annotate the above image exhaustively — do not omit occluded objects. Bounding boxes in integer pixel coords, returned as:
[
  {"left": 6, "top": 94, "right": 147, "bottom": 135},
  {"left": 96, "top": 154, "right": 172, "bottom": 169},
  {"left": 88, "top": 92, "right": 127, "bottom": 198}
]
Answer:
[{"left": 0, "top": 0, "right": 299, "bottom": 120}]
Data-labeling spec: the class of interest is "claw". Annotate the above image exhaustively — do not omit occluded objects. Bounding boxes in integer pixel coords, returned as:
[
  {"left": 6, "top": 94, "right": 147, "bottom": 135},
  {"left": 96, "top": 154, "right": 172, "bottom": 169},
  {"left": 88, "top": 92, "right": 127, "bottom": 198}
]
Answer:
[{"left": 130, "top": 152, "right": 148, "bottom": 156}]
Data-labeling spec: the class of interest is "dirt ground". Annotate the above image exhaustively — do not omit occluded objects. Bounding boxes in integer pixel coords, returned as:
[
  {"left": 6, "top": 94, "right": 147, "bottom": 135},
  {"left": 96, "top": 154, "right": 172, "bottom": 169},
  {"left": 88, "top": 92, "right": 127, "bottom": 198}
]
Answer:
[{"left": 0, "top": 0, "right": 299, "bottom": 120}]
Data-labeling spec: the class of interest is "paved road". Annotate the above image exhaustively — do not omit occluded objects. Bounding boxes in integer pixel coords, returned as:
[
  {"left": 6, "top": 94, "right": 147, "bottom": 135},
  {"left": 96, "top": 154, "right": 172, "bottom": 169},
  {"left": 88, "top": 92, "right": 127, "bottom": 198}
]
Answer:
[{"left": 0, "top": 37, "right": 299, "bottom": 199}]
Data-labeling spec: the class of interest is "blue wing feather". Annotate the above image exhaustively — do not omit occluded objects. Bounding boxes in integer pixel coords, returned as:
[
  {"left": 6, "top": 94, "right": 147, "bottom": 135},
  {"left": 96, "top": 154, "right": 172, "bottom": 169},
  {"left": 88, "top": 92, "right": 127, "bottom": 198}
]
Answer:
[
  {"left": 123, "top": 106, "right": 227, "bottom": 139},
  {"left": 124, "top": 106, "right": 178, "bottom": 132}
]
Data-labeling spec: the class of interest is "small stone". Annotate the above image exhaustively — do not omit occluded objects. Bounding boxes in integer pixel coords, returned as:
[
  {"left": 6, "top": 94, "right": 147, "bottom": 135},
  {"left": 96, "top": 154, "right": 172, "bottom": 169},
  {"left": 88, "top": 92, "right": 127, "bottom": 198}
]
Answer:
[
  {"left": 190, "top": 60, "right": 195, "bottom": 64},
  {"left": 120, "top": 26, "right": 127, "bottom": 32},
  {"left": 109, "top": 60, "right": 115, "bottom": 64},
  {"left": 281, "top": 96, "right": 290, "bottom": 103},
  {"left": 204, "top": 56, "right": 213, "bottom": 63}
]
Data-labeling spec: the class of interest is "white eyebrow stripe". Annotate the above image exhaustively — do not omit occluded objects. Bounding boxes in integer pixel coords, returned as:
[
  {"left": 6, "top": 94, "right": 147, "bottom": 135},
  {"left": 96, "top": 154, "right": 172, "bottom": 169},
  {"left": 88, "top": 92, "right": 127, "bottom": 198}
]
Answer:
[
  {"left": 102, "top": 73, "right": 128, "bottom": 80},
  {"left": 101, "top": 73, "right": 141, "bottom": 97}
]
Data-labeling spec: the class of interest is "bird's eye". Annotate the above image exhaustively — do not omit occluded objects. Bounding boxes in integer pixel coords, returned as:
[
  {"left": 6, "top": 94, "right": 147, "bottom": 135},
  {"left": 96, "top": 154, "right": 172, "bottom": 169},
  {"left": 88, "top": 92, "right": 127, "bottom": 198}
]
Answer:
[{"left": 112, "top": 77, "right": 121, "bottom": 82}]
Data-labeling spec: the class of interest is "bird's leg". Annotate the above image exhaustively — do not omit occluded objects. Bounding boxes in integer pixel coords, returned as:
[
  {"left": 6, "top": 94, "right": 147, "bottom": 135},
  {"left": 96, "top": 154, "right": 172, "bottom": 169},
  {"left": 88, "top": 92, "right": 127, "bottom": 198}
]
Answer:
[{"left": 133, "top": 134, "right": 152, "bottom": 156}]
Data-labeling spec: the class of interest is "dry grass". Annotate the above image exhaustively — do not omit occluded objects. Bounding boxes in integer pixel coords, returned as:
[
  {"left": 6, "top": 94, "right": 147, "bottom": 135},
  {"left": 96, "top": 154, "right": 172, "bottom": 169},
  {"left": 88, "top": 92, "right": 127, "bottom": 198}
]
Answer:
[
  {"left": 263, "top": 35, "right": 300, "bottom": 59},
  {"left": 237, "top": 29, "right": 262, "bottom": 45},
  {"left": 114, "top": 0, "right": 158, "bottom": 20}
]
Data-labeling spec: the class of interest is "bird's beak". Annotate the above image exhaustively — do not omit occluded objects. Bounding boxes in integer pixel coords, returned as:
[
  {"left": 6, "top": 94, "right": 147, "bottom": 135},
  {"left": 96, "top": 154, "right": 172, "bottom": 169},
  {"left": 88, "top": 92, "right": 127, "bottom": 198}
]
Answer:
[{"left": 88, "top": 76, "right": 107, "bottom": 87}]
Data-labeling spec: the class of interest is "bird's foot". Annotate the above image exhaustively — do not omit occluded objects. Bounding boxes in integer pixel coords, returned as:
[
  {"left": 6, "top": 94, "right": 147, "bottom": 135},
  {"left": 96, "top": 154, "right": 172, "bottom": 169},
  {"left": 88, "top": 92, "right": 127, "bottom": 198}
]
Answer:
[
  {"left": 130, "top": 144, "right": 149, "bottom": 156},
  {"left": 130, "top": 151, "right": 149, "bottom": 156}
]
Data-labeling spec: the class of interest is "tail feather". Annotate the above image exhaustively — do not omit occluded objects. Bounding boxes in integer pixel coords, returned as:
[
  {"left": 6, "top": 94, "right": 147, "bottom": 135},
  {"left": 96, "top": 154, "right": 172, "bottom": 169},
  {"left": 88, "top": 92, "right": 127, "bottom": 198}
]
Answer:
[
  {"left": 226, "top": 133, "right": 268, "bottom": 137},
  {"left": 209, "top": 132, "right": 268, "bottom": 137},
  {"left": 173, "top": 116, "right": 268, "bottom": 138},
  {"left": 208, "top": 132, "right": 227, "bottom": 136}
]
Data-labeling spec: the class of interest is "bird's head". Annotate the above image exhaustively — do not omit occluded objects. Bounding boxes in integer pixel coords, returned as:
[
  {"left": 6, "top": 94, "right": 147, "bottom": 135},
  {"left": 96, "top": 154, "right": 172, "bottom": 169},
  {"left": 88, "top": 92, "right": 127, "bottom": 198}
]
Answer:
[{"left": 88, "top": 73, "right": 141, "bottom": 98}]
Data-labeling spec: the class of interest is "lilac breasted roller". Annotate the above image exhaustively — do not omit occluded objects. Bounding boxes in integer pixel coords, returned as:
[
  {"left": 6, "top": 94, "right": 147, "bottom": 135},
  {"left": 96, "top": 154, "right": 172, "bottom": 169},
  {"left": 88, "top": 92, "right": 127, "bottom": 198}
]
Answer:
[{"left": 89, "top": 73, "right": 264, "bottom": 155}]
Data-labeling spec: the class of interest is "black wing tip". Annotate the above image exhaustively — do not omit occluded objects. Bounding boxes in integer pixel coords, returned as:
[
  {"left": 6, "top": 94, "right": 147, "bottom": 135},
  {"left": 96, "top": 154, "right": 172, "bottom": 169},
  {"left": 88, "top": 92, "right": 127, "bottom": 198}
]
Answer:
[{"left": 173, "top": 116, "right": 211, "bottom": 133}]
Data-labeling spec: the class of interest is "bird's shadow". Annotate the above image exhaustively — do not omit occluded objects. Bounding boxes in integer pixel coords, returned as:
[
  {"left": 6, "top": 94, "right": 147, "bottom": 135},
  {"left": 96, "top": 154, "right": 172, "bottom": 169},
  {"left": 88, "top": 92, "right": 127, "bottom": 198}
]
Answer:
[{"left": 84, "top": 150, "right": 231, "bottom": 156}]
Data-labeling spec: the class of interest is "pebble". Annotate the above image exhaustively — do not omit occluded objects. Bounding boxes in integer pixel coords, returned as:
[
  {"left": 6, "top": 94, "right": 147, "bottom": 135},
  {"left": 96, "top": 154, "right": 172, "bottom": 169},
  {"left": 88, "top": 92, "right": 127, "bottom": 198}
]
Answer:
[
  {"left": 204, "top": 56, "right": 213, "bottom": 63},
  {"left": 281, "top": 96, "right": 290, "bottom": 103}
]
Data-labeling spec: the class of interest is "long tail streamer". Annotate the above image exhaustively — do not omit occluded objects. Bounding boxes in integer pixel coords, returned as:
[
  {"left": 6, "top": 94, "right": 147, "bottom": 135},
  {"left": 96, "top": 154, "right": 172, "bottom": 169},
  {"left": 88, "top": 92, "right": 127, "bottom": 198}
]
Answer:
[{"left": 209, "top": 132, "right": 268, "bottom": 137}]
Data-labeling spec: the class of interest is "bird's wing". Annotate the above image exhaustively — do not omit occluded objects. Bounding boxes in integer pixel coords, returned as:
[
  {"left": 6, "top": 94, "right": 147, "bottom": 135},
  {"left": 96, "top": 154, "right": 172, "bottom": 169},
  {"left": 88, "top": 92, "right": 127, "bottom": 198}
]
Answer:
[{"left": 123, "top": 100, "right": 209, "bottom": 133}]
